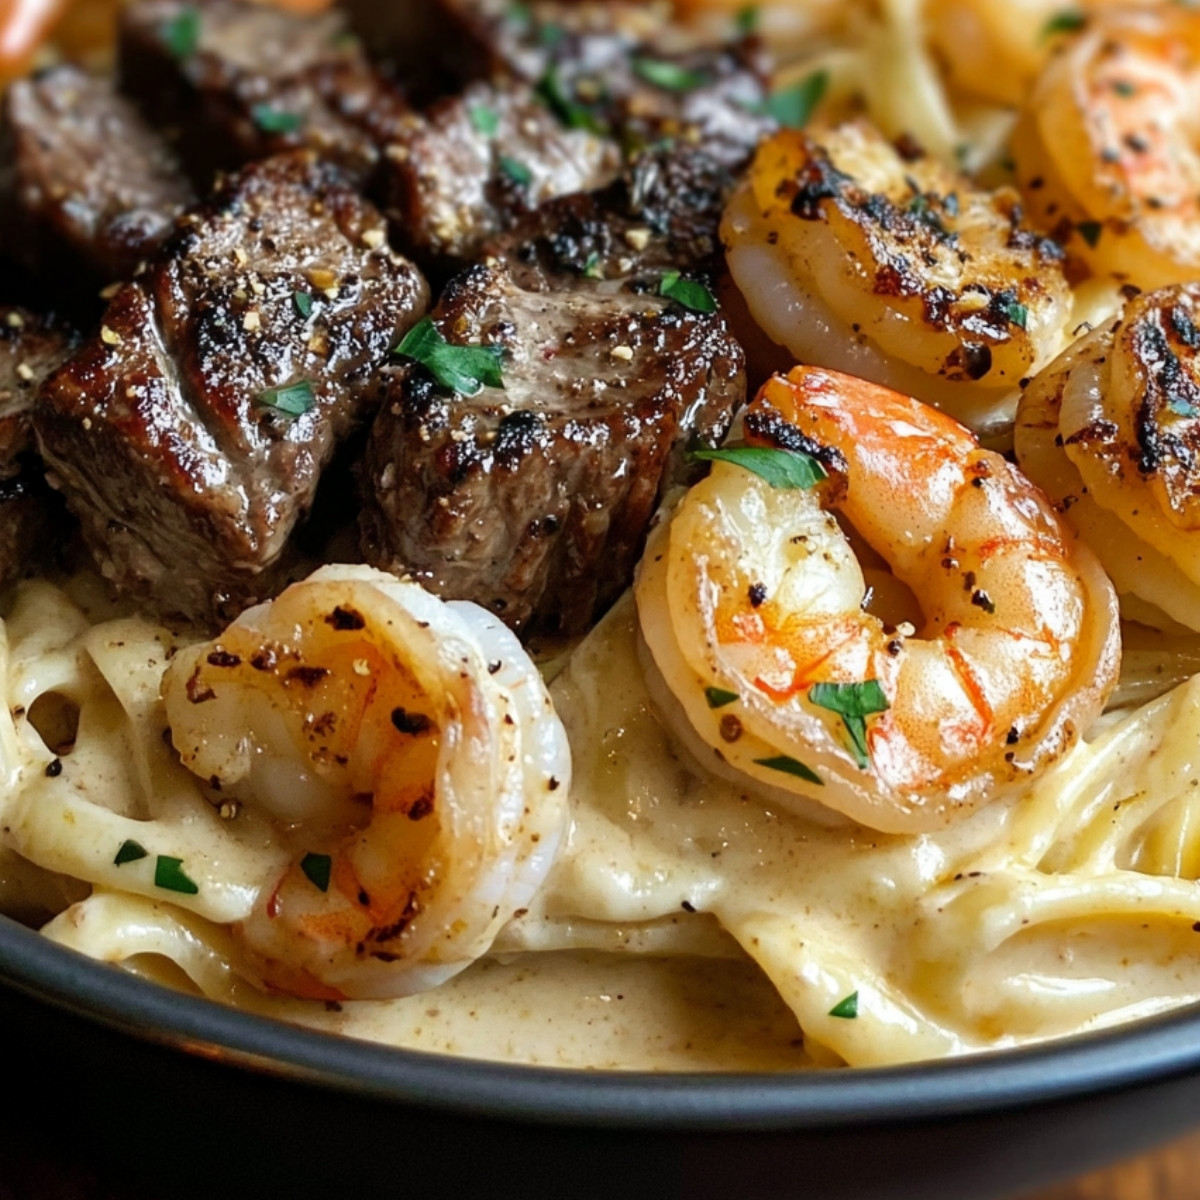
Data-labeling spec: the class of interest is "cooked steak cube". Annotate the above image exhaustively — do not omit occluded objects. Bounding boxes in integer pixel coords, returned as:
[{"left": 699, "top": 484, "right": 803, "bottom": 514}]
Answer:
[
  {"left": 382, "top": 80, "right": 621, "bottom": 270},
  {"left": 118, "top": 0, "right": 410, "bottom": 189},
  {"left": 0, "top": 306, "right": 77, "bottom": 475},
  {"left": 355, "top": 0, "right": 772, "bottom": 169},
  {"left": 492, "top": 145, "right": 735, "bottom": 287},
  {"left": 35, "top": 152, "right": 428, "bottom": 625},
  {"left": 359, "top": 256, "right": 744, "bottom": 635},
  {"left": 0, "top": 306, "right": 77, "bottom": 585},
  {"left": 0, "top": 66, "right": 194, "bottom": 289}
]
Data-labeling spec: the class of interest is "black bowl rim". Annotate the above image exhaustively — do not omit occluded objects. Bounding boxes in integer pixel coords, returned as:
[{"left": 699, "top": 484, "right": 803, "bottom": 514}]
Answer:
[{"left": 5, "top": 912, "right": 1200, "bottom": 1131}]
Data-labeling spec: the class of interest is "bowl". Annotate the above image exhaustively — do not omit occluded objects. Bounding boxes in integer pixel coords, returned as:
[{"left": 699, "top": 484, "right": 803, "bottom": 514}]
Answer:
[{"left": 3, "top": 913, "right": 1200, "bottom": 1200}]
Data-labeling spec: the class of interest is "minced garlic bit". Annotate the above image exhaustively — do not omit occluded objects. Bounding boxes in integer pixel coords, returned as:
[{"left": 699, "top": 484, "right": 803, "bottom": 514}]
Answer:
[
  {"left": 611, "top": 344, "right": 634, "bottom": 361},
  {"left": 624, "top": 228, "right": 651, "bottom": 251},
  {"left": 362, "top": 228, "right": 386, "bottom": 250},
  {"left": 243, "top": 310, "right": 261, "bottom": 332},
  {"left": 15, "top": 362, "right": 34, "bottom": 382},
  {"left": 352, "top": 658, "right": 372, "bottom": 676},
  {"left": 4, "top": 311, "right": 24, "bottom": 328},
  {"left": 100, "top": 326, "right": 122, "bottom": 346}
]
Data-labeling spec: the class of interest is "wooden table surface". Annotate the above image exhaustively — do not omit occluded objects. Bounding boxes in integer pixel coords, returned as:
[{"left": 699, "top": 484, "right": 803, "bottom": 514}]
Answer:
[{"left": 1021, "top": 1130, "right": 1200, "bottom": 1200}]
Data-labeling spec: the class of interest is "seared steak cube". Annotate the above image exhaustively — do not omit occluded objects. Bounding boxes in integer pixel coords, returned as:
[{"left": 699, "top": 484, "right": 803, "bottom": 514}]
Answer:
[
  {"left": 493, "top": 145, "right": 735, "bottom": 287},
  {"left": 359, "top": 255, "right": 744, "bottom": 635},
  {"left": 382, "top": 80, "right": 621, "bottom": 270},
  {"left": 118, "top": 0, "right": 410, "bottom": 189},
  {"left": 0, "top": 307, "right": 77, "bottom": 585},
  {"left": 0, "top": 66, "right": 194, "bottom": 289},
  {"left": 355, "top": 0, "right": 772, "bottom": 169},
  {"left": 35, "top": 152, "right": 428, "bottom": 625}
]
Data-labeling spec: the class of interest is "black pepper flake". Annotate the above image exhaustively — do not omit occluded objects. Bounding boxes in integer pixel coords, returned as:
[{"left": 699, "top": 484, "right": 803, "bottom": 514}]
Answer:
[
  {"left": 1006, "top": 726, "right": 1020, "bottom": 745},
  {"left": 44, "top": 758, "right": 62, "bottom": 778},
  {"left": 971, "top": 589, "right": 996, "bottom": 614},
  {"left": 206, "top": 649, "right": 241, "bottom": 668},
  {"left": 324, "top": 606, "right": 366, "bottom": 631},
  {"left": 286, "top": 665, "right": 329, "bottom": 687},
  {"left": 719, "top": 714, "right": 744, "bottom": 743},
  {"left": 487, "top": 660, "right": 503, "bottom": 675},
  {"left": 748, "top": 582, "right": 767, "bottom": 607},
  {"left": 391, "top": 707, "right": 433, "bottom": 735},
  {"left": 548, "top": 776, "right": 561, "bottom": 791},
  {"left": 681, "top": 900, "right": 696, "bottom": 913}
]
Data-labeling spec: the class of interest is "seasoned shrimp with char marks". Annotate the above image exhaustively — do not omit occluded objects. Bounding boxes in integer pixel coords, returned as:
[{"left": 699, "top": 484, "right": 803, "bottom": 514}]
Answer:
[
  {"left": 1016, "top": 283, "right": 1200, "bottom": 631},
  {"left": 636, "top": 366, "right": 1120, "bottom": 834},
  {"left": 1012, "top": 7, "right": 1200, "bottom": 289},
  {"left": 162, "top": 564, "right": 570, "bottom": 1001},
  {"left": 721, "top": 122, "right": 1073, "bottom": 432}
]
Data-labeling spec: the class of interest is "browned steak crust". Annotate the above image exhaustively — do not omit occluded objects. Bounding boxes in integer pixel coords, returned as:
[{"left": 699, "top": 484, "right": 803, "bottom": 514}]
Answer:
[
  {"left": 360, "top": 242, "right": 744, "bottom": 635},
  {"left": 0, "top": 66, "right": 194, "bottom": 289},
  {"left": 119, "top": 0, "right": 410, "bottom": 189},
  {"left": 381, "top": 80, "right": 621, "bottom": 271},
  {"left": 35, "top": 152, "right": 428, "bottom": 625}
]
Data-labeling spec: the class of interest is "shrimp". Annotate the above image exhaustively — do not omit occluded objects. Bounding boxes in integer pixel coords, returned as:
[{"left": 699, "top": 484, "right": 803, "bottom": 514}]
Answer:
[
  {"left": 1016, "top": 283, "right": 1200, "bottom": 632},
  {"left": 1011, "top": 7, "right": 1200, "bottom": 290},
  {"left": 926, "top": 0, "right": 1157, "bottom": 108},
  {"left": 721, "top": 122, "right": 1073, "bottom": 434},
  {"left": 636, "top": 366, "right": 1120, "bottom": 834},
  {"left": 162, "top": 564, "right": 571, "bottom": 1001}
]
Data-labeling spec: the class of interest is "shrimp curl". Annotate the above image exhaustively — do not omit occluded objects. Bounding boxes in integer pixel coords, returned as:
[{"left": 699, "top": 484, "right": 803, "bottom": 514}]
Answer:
[
  {"left": 1016, "top": 283, "right": 1200, "bottom": 631},
  {"left": 636, "top": 367, "right": 1120, "bottom": 834},
  {"left": 163, "top": 565, "right": 570, "bottom": 1001}
]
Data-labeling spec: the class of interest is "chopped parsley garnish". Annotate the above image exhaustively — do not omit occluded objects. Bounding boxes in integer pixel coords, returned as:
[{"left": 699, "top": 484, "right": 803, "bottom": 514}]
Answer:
[
  {"left": 256, "top": 380, "right": 316, "bottom": 417},
  {"left": 251, "top": 105, "right": 303, "bottom": 134},
  {"left": 395, "top": 317, "right": 505, "bottom": 396},
  {"left": 1005, "top": 299, "right": 1029, "bottom": 329},
  {"left": 690, "top": 444, "right": 827, "bottom": 490},
  {"left": 660, "top": 270, "right": 717, "bottom": 314},
  {"left": 1040, "top": 10, "right": 1086, "bottom": 39},
  {"left": 538, "top": 21, "right": 565, "bottom": 48},
  {"left": 163, "top": 7, "right": 201, "bottom": 58},
  {"left": 808, "top": 680, "right": 889, "bottom": 769},
  {"left": 754, "top": 754, "right": 823, "bottom": 785},
  {"left": 114, "top": 839, "right": 148, "bottom": 866},
  {"left": 499, "top": 154, "right": 533, "bottom": 186},
  {"left": 582, "top": 251, "right": 604, "bottom": 280},
  {"left": 508, "top": 1, "right": 533, "bottom": 25},
  {"left": 1111, "top": 80, "right": 1137, "bottom": 97},
  {"left": 469, "top": 103, "right": 500, "bottom": 137},
  {"left": 764, "top": 70, "right": 828, "bottom": 128},
  {"left": 705, "top": 687, "right": 739, "bottom": 709},
  {"left": 154, "top": 855, "right": 199, "bottom": 895},
  {"left": 829, "top": 991, "right": 859, "bottom": 1019},
  {"left": 301, "top": 852, "right": 332, "bottom": 892},
  {"left": 535, "top": 65, "right": 607, "bottom": 134},
  {"left": 632, "top": 57, "right": 709, "bottom": 93},
  {"left": 1076, "top": 220, "right": 1103, "bottom": 248},
  {"left": 735, "top": 5, "right": 759, "bottom": 33},
  {"left": 293, "top": 290, "right": 313, "bottom": 319}
]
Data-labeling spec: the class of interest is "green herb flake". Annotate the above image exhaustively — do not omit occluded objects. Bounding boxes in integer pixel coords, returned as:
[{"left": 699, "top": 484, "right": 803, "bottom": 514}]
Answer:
[
  {"left": 660, "top": 270, "right": 717, "bottom": 314},
  {"left": 114, "top": 839, "right": 148, "bottom": 866},
  {"left": 1111, "top": 80, "right": 1137, "bottom": 97},
  {"left": 508, "top": 1, "right": 532, "bottom": 24},
  {"left": 754, "top": 755, "right": 823, "bottom": 785},
  {"left": 535, "top": 65, "right": 607, "bottom": 134},
  {"left": 1076, "top": 220, "right": 1103, "bottom": 248},
  {"left": 808, "top": 680, "right": 890, "bottom": 769},
  {"left": 1005, "top": 300, "right": 1029, "bottom": 329},
  {"left": 690, "top": 444, "right": 827, "bottom": 490},
  {"left": 764, "top": 69, "right": 828, "bottom": 128},
  {"left": 293, "top": 290, "right": 313, "bottom": 319},
  {"left": 255, "top": 380, "right": 316, "bottom": 417},
  {"left": 705, "top": 687, "right": 739, "bottom": 709},
  {"left": 735, "top": 5, "right": 759, "bottom": 33},
  {"left": 395, "top": 317, "right": 505, "bottom": 396},
  {"left": 1040, "top": 10, "right": 1086, "bottom": 40},
  {"left": 829, "top": 990, "right": 859, "bottom": 1019},
  {"left": 469, "top": 104, "right": 500, "bottom": 138},
  {"left": 301, "top": 852, "right": 332, "bottom": 892},
  {"left": 251, "top": 105, "right": 303, "bottom": 134},
  {"left": 582, "top": 251, "right": 604, "bottom": 280},
  {"left": 498, "top": 154, "right": 533, "bottom": 187},
  {"left": 632, "top": 57, "right": 709, "bottom": 93},
  {"left": 538, "top": 21, "right": 565, "bottom": 47},
  {"left": 154, "top": 855, "right": 199, "bottom": 895},
  {"left": 163, "top": 6, "right": 201, "bottom": 58}
]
